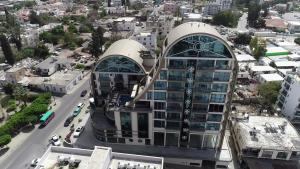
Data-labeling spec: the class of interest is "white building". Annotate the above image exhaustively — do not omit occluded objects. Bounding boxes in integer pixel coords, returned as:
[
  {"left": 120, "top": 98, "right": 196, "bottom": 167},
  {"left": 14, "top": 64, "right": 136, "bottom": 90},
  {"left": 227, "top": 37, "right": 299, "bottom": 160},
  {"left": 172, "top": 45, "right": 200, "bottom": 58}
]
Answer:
[
  {"left": 287, "top": 21, "right": 300, "bottom": 33},
  {"left": 276, "top": 69, "right": 300, "bottom": 124},
  {"left": 114, "top": 17, "right": 136, "bottom": 31},
  {"left": 35, "top": 146, "right": 164, "bottom": 169},
  {"left": 249, "top": 66, "right": 276, "bottom": 77},
  {"left": 35, "top": 57, "right": 71, "bottom": 77},
  {"left": 230, "top": 116, "right": 300, "bottom": 163},
  {"left": 179, "top": 5, "right": 193, "bottom": 16},
  {"left": 147, "top": 14, "right": 174, "bottom": 37},
  {"left": 21, "top": 24, "right": 40, "bottom": 47},
  {"left": 203, "top": 0, "right": 232, "bottom": 16},
  {"left": 258, "top": 73, "right": 284, "bottom": 83},
  {"left": 164, "top": 2, "right": 178, "bottom": 13},
  {"left": 131, "top": 29, "right": 157, "bottom": 51},
  {"left": 28, "top": 70, "right": 82, "bottom": 94},
  {"left": 106, "top": 6, "right": 125, "bottom": 15}
]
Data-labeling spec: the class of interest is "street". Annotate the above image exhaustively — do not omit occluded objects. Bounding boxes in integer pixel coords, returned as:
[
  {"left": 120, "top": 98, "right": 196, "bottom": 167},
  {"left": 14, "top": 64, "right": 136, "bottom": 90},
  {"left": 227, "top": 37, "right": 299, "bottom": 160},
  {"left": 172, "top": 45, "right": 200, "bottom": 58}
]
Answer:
[
  {"left": 236, "top": 13, "right": 248, "bottom": 33},
  {"left": 0, "top": 76, "right": 90, "bottom": 169}
]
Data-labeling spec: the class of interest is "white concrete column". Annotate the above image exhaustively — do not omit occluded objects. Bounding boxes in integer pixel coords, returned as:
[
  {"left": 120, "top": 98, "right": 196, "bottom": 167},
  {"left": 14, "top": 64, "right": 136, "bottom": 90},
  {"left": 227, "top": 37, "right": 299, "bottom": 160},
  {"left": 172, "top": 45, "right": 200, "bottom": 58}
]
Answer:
[
  {"left": 132, "top": 112, "right": 138, "bottom": 140},
  {"left": 114, "top": 111, "right": 122, "bottom": 137}
]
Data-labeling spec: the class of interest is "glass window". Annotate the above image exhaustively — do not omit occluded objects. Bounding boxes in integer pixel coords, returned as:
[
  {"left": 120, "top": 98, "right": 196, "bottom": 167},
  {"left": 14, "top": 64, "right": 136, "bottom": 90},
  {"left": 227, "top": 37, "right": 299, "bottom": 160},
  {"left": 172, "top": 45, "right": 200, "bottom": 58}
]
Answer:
[
  {"left": 99, "top": 73, "right": 109, "bottom": 81},
  {"left": 154, "top": 102, "right": 165, "bottom": 110},
  {"left": 168, "top": 82, "right": 184, "bottom": 91},
  {"left": 209, "top": 104, "right": 224, "bottom": 112},
  {"left": 147, "top": 92, "right": 152, "bottom": 100},
  {"left": 194, "top": 93, "right": 210, "bottom": 103},
  {"left": 203, "top": 135, "right": 218, "bottom": 148},
  {"left": 168, "top": 70, "right": 185, "bottom": 81},
  {"left": 138, "top": 113, "right": 148, "bottom": 138},
  {"left": 189, "top": 134, "right": 203, "bottom": 149},
  {"left": 206, "top": 123, "right": 220, "bottom": 131},
  {"left": 154, "top": 111, "right": 165, "bottom": 119},
  {"left": 167, "top": 92, "right": 184, "bottom": 102},
  {"left": 154, "top": 132, "right": 164, "bottom": 146},
  {"left": 160, "top": 70, "right": 167, "bottom": 80},
  {"left": 215, "top": 60, "right": 231, "bottom": 70},
  {"left": 154, "top": 92, "right": 166, "bottom": 100},
  {"left": 167, "top": 113, "right": 181, "bottom": 120},
  {"left": 154, "top": 81, "right": 167, "bottom": 90},
  {"left": 192, "top": 104, "right": 208, "bottom": 113},
  {"left": 165, "top": 133, "right": 179, "bottom": 147},
  {"left": 190, "top": 122, "right": 205, "bottom": 131},
  {"left": 120, "top": 112, "right": 132, "bottom": 137},
  {"left": 190, "top": 113, "right": 207, "bottom": 122},
  {"left": 195, "top": 72, "right": 213, "bottom": 82},
  {"left": 197, "top": 60, "right": 215, "bottom": 70},
  {"left": 212, "top": 83, "right": 228, "bottom": 92},
  {"left": 166, "top": 121, "right": 181, "bottom": 130},
  {"left": 214, "top": 72, "right": 230, "bottom": 82},
  {"left": 154, "top": 120, "right": 165, "bottom": 128},
  {"left": 210, "top": 94, "right": 226, "bottom": 103},
  {"left": 207, "top": 114, "right": 222, "bottom": 122},
  {"left": 261, "top": 151, "right": 273, "bottom": 158},
  {"left": 167, "top": 103, "right": 183, "bottom": 111},
  {"left": 194, "top": 83, "right": 211, "bottom": 92},
  {"left": 169, "top": 59, "right": 186, "bottom": 69},
  {"left": 277, "top": 152, "right": 288, "bottom": 159}
]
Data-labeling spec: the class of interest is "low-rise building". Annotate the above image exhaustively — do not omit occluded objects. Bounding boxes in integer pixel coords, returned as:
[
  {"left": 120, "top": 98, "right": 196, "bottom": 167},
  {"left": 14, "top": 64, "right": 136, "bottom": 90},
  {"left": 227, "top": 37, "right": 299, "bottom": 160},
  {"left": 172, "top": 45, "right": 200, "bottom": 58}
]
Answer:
[
  {"left": 203, "top": 0, "right": 232, "bottom": 16},
  {"left": 179, "top": 5, "right": 193, "bottom": 16},
  {"left": 131, "top": 28, "right": 157, "bottom": 51},
  {"left": 5, "top": 66, "right": 26, "bottom": 84},
  {"left": 28, "top": 70, "right": 82, "bottom": 94},
  {"left": 258, "top": 73, "right": 284, "bottom": 83},
  {"left": 114, "top": 17, "right": 136, "bottom": 31},
  {"left": 265, "top": 19, "right": 287, "bottom": 32},
  {"left": 287, "top": 21, "right": 300, "bottom": 33},
  {"left": 230, "top": 116, "right": 300, "bottom": 169},
  {"left": 35, "top": 146, "right": 163, "bottom": 169},
  {"left": 147, "top": 14, "right": 174, "bottom": 36},
  {"left": 249, "top": 66, "right": 276, "bottom": 77},
  {"left": 35, "top": 57, "right": 71, "bottom": 77},
  {"left": 276, "top": 69, "right": 300, "bottom": 124},
  {"left": 164, "top": 2, "right": 178, "bottom": 13}
]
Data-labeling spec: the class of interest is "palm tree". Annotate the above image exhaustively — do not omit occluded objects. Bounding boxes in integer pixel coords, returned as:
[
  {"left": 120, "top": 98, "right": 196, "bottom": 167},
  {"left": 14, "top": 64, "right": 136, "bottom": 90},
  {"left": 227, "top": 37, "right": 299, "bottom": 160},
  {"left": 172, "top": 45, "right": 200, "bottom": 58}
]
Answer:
[{"left": 13, "top": 85, "right": 28, "bottom": 106}]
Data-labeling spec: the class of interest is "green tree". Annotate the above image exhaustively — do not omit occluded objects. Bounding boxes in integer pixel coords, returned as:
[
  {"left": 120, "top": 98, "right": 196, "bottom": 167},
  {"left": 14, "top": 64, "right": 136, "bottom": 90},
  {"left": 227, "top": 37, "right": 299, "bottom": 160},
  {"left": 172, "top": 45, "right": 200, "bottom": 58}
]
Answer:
[
  {"left": 234, "top": 33, "right": 252, "bottom": 45},
  {"left": 0, "top": 34, "right": 15, "bottom": 65},
  {"left": 34, "top": 44, "right": 49, "bottom": 59},
  {"left": 16, "top": 48, "right": 34, "bottom": 61},
  {"left": 4, "top": 8, "right": 22, "bottom": 50},
  {"left": 294, "top": 37, "right": 300, "bottom": 45},
  {"left": 29, "top": 11, "right": 45, "bottom": 26},
  {"left": 13, "top": 85, "right": 28, "bottom": 106},
  {"left": 258, "top": 82, "right": 281, "bottom": 108},
  {"left": 248, "top": 3, "right": 261, "bottom": 27},
  {"left": 0, "top": 134, "right": 11, "bottom": 147},
  {"left": 213, "top": 10, "right": 240, "bottom": 28},
  {"left": 250, "top": 37, "right": 266, "bottom": 60},
  {"left": 89, "top": 26, "right": 105, "bottom": 58},
  {"left": 3, "top": 84, "right": 14, "bottom": 95},
  {"left": 68, "top": 23, "right": 78, "bottom": 34}
]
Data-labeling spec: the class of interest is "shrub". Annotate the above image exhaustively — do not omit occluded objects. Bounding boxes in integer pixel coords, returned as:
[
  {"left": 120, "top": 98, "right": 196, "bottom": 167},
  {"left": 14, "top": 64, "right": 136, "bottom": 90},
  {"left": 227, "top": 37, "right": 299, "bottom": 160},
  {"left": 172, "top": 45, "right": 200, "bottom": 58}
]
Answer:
[
  {"left": 26, "top": 115, "right": 38, "bottom": 125},
  {"left": 1, "top": 96, "right": 13, "bottom": 108},
  {"left": 27, "top": 93, "right": 39, "bottom": 102},
  {"left": 0, "top": 134, "right": 11, "bottom": 147},
  {"left": 7, "top": 104, "right": 17, "bottom": 112},
  {"left": 75, "top": 64, "right": 85, "bottom": 70}
]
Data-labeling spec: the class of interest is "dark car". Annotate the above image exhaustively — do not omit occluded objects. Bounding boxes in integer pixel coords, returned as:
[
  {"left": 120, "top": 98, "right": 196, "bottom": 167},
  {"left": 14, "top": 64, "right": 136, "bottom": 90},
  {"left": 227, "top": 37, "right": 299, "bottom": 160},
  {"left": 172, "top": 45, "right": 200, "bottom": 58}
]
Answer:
[
  {"left": 64, "top": 116, "right": 74, "bottom": 127},
  {"left": 81, "top": 90, "right": 87, "bottom": 97}
]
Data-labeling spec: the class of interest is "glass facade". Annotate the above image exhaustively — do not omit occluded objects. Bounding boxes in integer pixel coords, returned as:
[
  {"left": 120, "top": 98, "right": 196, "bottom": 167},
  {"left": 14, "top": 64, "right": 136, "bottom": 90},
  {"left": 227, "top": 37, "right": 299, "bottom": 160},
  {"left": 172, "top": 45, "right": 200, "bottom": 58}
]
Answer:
[
  {"left": 214, "top": 72, "right": 231, "bottom": 82},
  {"left": 96, "top": 56, "right": 145, "bottom": 74},
  {"left": 138, "top": 113, "right": 149, "bottom": 138},
  {"left": 212, "top": 83, "right": 228, "bottom": 93},
  {"left": 154, "top": 92, "right": 166, "bottom": 100},
  {"left": 120, "top": 112, "right": 132, "bottom": 137},
  {"left": 154, "top": 81, "right": 167, "bottom": 90}
]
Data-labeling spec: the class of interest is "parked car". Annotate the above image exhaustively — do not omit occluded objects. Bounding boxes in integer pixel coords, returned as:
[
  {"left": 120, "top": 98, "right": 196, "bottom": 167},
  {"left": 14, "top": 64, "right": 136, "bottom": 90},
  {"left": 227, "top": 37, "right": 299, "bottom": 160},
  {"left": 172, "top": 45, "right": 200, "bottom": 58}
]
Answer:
[
  {"left": 81, "top": 90, "right": 87, "bottom": 97},
  {"left": 30, "top": 158, "right": 40, "bottom": 167},
  {"left": 73, "top": 107, "right": 81, "bottom": 116},
  {"left": 77, "top": 102, "right": 85, "bottom": 108},
  {"left": 73, "top": 126, "right": 84, "bottom": 137},
  {"left": 64, "top": 116, "right": 74, "bottom": 127},
  {"left": 49, "top": 134, "right": 61, "bottom": 146}
]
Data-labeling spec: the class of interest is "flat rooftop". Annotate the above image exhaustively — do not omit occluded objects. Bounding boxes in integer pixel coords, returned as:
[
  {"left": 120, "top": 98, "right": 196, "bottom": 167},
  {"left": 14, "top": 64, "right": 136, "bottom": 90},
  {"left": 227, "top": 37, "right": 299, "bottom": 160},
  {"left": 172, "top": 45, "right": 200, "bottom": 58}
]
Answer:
[
  {"left": 36, "top": 146, "right": 163, "bottom": 169},
  {"left": 233, "top": 116, "right": 300, "bottom": 151},
  {"left": 259, "top": 73, "right": 284, "bottom": 82},
  {"left": 250, "top": 66, "right": 276, "bottom": 72}
]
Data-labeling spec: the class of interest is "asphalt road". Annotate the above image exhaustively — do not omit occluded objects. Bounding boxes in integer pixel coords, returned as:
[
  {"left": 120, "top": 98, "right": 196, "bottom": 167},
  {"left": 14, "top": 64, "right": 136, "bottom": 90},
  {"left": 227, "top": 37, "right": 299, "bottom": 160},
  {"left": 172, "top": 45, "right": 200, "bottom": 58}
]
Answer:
[{"left": 1, "top": 78, "right": 90, "bottom": 169}]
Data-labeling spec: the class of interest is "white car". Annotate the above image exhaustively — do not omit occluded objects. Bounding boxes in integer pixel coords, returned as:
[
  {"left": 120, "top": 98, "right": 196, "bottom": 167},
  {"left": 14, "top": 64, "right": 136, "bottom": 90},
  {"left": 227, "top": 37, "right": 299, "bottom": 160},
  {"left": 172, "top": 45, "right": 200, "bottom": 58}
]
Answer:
[
  {"left": 31, "top": 158, "right": 40, "bottom": 167},
  {"left": 50, "top": 135, "right": 61, "bottom": 146},
  {"left": 77, "top": 102, "right": 85, "bottom": 108},
  {"left": 73, "top": 126, "right": 84, "bottom": 137}
]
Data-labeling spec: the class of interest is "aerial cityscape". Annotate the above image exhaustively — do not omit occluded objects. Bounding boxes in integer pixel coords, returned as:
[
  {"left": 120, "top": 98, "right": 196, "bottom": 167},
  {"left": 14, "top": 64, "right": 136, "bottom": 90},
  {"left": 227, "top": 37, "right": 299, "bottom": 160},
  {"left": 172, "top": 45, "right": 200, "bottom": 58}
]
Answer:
[{"left": 0, "top": 0, "right": 300, "bottom": 169}]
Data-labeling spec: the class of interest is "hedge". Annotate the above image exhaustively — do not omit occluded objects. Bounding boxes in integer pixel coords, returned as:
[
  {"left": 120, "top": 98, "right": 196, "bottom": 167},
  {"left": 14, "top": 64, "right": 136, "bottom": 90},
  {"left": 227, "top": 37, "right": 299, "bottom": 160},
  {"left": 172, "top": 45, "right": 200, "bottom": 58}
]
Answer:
[
  {"left": 0, "top": 134, "right": 11, "bottom": 147},
  {"left": 0, "top": 93, "right": 51, "bottom": 145}
]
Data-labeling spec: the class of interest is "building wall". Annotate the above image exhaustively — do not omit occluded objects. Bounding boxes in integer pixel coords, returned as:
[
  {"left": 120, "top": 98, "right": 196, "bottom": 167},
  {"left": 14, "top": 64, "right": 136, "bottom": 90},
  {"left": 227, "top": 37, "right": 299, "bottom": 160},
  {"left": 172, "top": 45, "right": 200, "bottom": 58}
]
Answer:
[
  {"left": 277, "top": 73, "right": 300, "bottom": 122},
  {"left": 115, "top": 20, "right": 136, "bottom": 31},
  {"left": 131, "top": 31, "right": 157, "bottom": 51},
  {"left": 203, "top": 0, "right": 232, "bottom": 16}
]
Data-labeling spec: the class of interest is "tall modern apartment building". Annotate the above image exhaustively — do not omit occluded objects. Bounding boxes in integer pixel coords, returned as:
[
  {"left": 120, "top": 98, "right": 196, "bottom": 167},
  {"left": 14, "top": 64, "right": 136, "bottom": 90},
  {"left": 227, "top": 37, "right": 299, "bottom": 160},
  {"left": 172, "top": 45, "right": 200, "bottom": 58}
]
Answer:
[
  {"left": 276, "top": 69, "right": 300, "bottom": 124},
  {"left": 203, "top": 0, "right": 232, "bottom": 16},
  {"left": 90, "top": 22, "right": 237, "bottom": 168}
]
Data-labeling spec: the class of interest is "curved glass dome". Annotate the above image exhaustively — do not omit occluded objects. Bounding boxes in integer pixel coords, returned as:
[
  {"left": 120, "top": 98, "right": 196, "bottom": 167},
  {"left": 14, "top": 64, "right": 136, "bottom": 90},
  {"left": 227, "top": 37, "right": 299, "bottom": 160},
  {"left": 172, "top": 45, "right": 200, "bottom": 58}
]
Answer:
[
  {"left": 167, "top": 35, "right": 232, "bottom": 58},
  {"left": 95, "top": 56, "right": 145, "bottom": 74}
]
